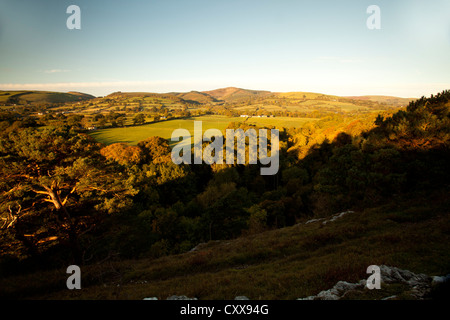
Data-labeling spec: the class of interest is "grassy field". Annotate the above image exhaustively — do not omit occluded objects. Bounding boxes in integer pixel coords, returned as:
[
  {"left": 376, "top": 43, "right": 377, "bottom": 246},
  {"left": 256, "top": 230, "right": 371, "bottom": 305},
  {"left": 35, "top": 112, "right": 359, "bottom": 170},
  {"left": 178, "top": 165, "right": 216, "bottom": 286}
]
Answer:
[
  {"left": 245, "top": 116, "right": 316, "bottom": 128},
  {"left": 89, "top": 116, "right": 240, "bottom": 146},
  {"left": 0, "top": 91, "right": 28, "bottom": 104},
  {"left": 89, "top": 115, "right": 316, "bottom": 146}
]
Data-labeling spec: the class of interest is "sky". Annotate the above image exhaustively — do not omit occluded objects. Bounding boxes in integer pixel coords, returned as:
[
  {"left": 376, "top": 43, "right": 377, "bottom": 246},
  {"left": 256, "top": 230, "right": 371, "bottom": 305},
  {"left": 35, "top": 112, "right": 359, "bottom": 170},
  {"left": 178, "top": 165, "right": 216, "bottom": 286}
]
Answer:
[{"left": 0, "top": 0, "right": 449, "bottom": 98}]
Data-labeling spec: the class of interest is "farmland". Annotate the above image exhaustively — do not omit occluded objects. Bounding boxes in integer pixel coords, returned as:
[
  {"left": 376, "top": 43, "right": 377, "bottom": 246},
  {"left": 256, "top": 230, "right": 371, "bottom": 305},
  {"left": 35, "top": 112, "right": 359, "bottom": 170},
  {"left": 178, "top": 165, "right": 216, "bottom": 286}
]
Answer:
[{"left": 89, "top": 115, "right": 317, "bottom": 146}]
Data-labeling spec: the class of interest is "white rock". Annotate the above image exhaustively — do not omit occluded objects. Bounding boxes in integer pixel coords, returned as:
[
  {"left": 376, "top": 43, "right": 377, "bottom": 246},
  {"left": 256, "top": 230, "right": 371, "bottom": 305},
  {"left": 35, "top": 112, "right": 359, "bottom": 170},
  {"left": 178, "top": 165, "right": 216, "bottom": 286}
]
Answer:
[
  {"left": 432, "top": 274, "right": 450, "bottom": 285},
  {"left": 305, "top": 218, "right": 324, "bottom": 224},
  {"left": 297, "top": 265, "right": 436, "bottom": 300},
  {"left": 322, "top": 211, "right": 354, "bottom": 225},
  {"left": 299, "top": 281, "right": 363, "bottom": 300}
]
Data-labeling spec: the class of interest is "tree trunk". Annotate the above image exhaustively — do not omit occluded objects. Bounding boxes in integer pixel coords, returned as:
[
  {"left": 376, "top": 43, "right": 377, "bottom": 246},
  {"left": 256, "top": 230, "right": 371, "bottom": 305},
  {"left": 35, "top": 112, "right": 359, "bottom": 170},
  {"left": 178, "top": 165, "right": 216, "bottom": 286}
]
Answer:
[{"left": 48, "top": 188, "right": 83, "bottom": 265}]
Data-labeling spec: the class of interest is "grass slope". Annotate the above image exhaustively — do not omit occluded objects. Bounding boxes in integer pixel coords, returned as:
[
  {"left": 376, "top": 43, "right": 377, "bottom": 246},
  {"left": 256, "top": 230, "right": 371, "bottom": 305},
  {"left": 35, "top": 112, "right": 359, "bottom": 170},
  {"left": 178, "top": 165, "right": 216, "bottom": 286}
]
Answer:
[
  {"left": 0, "top": 90, "right": 95, "bottom": 105},
  {"left": 3, "top": 193, "right": 448, "bottom": 300},
  {"left": 89, "top": 116, "right": 242, "bottom": 146},
  {"left": 203, "top": 87, "right": 272, "bottom": 103},
  {"left": 173, "top": 91, "right": 218, "bottom": 104}
]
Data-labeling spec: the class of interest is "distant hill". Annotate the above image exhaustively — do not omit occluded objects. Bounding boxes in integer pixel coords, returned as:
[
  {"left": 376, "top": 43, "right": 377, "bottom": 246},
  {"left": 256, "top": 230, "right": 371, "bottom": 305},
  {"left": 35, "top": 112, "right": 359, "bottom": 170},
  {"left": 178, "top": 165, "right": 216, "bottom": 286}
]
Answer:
[
  {"left": 106, "top": 87, "right": 274, "bottom": 105},
  {"left": 0, "top": 88, "right": 417, "bottom": 113},
  {"left": 0, "top": 90, "right": 95, "bottom": 105},
  {"left": 202, "top": 87, "right": 272, "bottom": 103},
  {"left": 172, "top": 91, "right": 218, "bottom": 104},
  {"left": 345, "top": 95, "right": 415, "bottom": 107},
  {"left": 107, "top": 91, "right": 181, "bottom": 100}
]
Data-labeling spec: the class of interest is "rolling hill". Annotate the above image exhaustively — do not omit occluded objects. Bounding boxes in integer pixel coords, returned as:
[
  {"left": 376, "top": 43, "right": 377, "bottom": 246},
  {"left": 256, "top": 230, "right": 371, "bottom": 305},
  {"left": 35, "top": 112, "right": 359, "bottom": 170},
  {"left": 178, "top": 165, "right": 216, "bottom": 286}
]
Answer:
[
  {"left": 0, "top": 90, "right": 95, "bottom": 105},
  {"left": 345, "top": 95, "right": 415, "bottom": 107},
  {"left": 202, "top": 87, "right": 273, "bottom": 103},
  {"left": 1, "top": 88, "right": 416, "bottom": 116},
  {"left": 172, "top": 91, "right": 218, "bottom": 104}
]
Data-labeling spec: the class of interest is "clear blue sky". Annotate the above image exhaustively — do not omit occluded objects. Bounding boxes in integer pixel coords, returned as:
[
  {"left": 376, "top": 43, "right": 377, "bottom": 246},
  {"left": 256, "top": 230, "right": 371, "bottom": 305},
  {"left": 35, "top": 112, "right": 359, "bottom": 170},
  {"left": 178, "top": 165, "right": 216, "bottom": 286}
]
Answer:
[{"left": 0, "top": 0, "right": 449, "bottom": 97}]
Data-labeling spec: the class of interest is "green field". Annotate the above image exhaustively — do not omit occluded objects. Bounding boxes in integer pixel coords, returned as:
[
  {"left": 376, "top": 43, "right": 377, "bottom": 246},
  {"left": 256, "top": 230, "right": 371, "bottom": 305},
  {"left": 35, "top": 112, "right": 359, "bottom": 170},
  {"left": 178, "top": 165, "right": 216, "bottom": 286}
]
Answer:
[
  {"left": 89, "top": 115, "right": 316, "bottom": 146},
  {"left": 89, "top": 116, "right": 240, "bottom": 146},
  {"left": 245, "top": 116, "right": 316, "bottom": 128}
]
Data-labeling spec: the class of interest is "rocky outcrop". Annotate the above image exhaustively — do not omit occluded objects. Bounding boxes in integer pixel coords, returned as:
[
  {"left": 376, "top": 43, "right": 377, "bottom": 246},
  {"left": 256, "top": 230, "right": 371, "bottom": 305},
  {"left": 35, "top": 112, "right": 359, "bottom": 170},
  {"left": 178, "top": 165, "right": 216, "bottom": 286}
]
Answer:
[
  {"left": 299, "top": 280, "right": 365, "bottom": 300},
  {"left": 143, "top": 266, "right": 449, "bottom": 300},
  {"left": 298, "top": 265, "right": 449, "bottom": 300}
]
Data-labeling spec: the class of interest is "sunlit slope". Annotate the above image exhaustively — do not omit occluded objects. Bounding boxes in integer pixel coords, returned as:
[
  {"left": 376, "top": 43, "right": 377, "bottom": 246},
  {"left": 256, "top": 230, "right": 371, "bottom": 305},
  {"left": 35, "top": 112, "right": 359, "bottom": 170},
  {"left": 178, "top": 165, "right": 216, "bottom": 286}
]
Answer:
[{"left": 0, "top": 90, "right": 95, "bottom": 105}]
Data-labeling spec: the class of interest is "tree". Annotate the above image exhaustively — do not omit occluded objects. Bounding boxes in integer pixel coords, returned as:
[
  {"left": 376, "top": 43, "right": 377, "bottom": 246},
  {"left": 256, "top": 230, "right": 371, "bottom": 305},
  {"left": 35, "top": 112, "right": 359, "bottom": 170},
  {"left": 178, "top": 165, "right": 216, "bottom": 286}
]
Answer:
[
  {"left": 116, "top": 116, "right": 125, "bottom": 127},
  {"left": 100, "top": 143, "right": 143, "bottom": 166},
  {"left": 0, "top": 127, "right": 137, "bottom": 264},
  {"left": 245, "top": 204, "right": 268, "bottom": 234},
  {"left": 133, "top": 113, "right": 146, "bottom": 125},
  {"left": 137, "top": 136, "right": 172, "bottom": 164}
]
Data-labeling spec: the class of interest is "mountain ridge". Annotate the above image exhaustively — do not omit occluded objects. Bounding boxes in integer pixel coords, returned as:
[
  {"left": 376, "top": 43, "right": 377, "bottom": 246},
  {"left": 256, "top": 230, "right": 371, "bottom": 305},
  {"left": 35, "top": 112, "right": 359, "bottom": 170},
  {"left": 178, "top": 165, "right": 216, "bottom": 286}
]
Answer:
[{"left": 1, "top": 88, "right": 418, "bottom": 107}]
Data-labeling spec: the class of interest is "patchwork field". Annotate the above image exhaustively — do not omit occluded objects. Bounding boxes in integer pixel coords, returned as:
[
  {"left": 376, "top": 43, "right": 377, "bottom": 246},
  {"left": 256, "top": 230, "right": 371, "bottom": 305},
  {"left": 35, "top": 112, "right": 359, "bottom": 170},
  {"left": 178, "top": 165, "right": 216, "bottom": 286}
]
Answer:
[{"left": 89, "top": 115, "right": 316, "bottom": 146}]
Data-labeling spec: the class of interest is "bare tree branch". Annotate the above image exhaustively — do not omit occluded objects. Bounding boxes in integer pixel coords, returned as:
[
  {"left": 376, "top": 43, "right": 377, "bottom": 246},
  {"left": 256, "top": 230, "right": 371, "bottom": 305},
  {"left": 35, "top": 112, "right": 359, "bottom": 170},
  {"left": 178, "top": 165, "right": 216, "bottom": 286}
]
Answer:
[{"left": 1, "top": 204, "right": 21, "bottom": 229}]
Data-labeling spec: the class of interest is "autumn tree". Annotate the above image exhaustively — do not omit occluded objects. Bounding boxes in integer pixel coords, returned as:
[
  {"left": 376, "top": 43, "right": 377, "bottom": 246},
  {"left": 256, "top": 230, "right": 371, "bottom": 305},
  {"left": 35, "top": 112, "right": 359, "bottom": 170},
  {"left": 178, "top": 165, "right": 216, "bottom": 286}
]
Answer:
[
  {"left": 137, "top": 136, "right": 172, "bottom": 164},
  {"left": 100, "top": 143, "right": 143, "bottom": 166},
  {"left": 133, "top": 113, "right": 146, "bottom": 125}
]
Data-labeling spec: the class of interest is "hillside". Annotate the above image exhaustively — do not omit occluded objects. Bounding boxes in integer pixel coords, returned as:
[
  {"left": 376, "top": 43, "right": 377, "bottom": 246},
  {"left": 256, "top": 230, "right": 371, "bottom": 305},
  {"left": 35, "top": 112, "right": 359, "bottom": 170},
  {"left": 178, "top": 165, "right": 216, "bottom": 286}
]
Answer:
[
  {"left": 173, "top": 91, "right": 218, "bottom": 104},
  {"left": 1, "top": 89, "right": 448, "bottom": 303},
  {"left": 203, "top": 87, "right": 273, "bottom": 103},
  {"left": 22, "top": 87, "right": 413, "bottom": 120},
  {"left": 1, "top": 195, "right": 448, "bottom": 300},
  {"left": 345, "top": 95, "right": 415, "bottom": 107},
  {"left": 0, "top": 90, "right": 448, "bottom": 301},
  {"left": 0, "top": 88, "right": 415, "bottom": 114},
  {"left": 0, "top": 90, "right": 95, "bottom": 105}
]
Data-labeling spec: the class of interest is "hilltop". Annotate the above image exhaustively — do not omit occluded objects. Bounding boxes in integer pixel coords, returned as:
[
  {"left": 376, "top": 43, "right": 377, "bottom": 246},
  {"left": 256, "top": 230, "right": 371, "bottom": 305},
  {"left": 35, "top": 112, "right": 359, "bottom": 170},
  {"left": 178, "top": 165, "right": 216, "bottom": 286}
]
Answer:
[
  {"left": 170, "top": 91, "right": 218, "bottom": 104},
  {"left": 0, "top": 90, "right": 95, "bottom": 106},
  {"left": 202, "top": 87, "right": 273, "bottom": 103}
]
